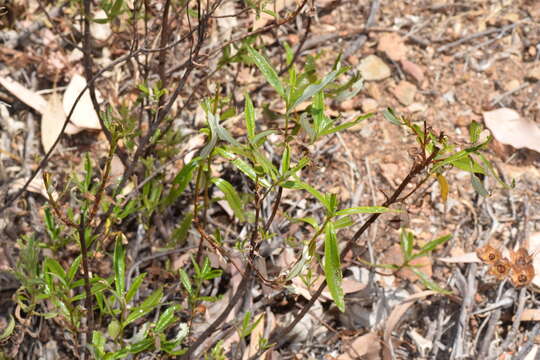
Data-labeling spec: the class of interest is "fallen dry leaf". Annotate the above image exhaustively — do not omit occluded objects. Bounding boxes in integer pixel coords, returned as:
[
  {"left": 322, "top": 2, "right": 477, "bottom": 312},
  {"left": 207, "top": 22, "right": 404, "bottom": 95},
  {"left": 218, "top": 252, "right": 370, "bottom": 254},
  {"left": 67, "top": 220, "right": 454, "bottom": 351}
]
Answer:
[
  {"left": 63, "top": 74, "right": 102, "bottom": 130},
  {"left": 438, "top": 252, "right": 481, "bottom": 263},
  {"left": 384, "top": 291, "right": 437, "bottom": 360},
  {"left": 337, "top": 332, "right": 381, "bottom": 360},
  {"left": 483, "top": 108, "right": 540, "bottom": 153},
  {"left": 526, "top": 232, "right": 540, "bottom": 288},
  {"left": 0, "top": 76, "right": 48, "bottom": 114},
  {"left": 520, "top": 308, "right": 540, "bottom": 322},
  {"left": 41, "top": 93, "right": 66, "bottom": 153}
]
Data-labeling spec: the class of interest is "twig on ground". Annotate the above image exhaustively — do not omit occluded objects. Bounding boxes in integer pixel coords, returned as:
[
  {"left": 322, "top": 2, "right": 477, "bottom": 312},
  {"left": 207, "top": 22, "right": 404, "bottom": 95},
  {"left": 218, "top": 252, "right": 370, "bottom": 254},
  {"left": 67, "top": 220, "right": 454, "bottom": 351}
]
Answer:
[{"left": 436, "top": 23, "right": 517, "bottom": 53}]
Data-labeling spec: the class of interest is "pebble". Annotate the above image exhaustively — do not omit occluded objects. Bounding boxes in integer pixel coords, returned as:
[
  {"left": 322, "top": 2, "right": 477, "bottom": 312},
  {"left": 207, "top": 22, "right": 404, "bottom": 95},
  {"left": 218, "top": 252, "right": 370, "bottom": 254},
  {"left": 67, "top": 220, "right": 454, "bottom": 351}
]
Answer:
[
  {"left": 377, "top": 33, "right": 407, "bottom": 61},
  {"left": 392, "top": 80, "right": 417, "bottom": 106},
  {"left": 401, "top": 59, "right": 425, "bottom": 83},
  {"left": 358, "top": 55, "right": 391, "bottom": 81},
  {"left": 528, "top": 66, "right": 540, "bottom": 81},
  {"left": 504, "top": 79, "right": 521, "bottom": 92},
  {"left": 361, "top": 98, "right": 378, "bottom": 112}
]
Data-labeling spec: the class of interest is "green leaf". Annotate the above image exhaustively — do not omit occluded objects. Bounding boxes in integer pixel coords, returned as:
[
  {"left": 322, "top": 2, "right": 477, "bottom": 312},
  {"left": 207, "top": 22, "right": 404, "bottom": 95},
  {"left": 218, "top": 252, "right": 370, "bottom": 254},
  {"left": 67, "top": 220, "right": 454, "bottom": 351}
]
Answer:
[
  {"left": 0, "top": 315, "right": 14, "bottom": 340},
  {"left": 162, "top": 158, "right": 200, "bottom": 207},
  {"left": 431, "top": 139, "right": 490, "bottom": 173},
  {"left": 336, "top": 206, "right": 398, "bottom": 216},
  {"left": 324, "top": 222, "right": 345, "bottom": 312},
  {"left": 155, "top": 305, "right": 180, "bottom": 333},
  {"left": 319, "top": 113, "right": 374, "bottom": 137},
  {"left": 400, "top": 229, "right": 414, "bottom": 261},
  {"left": 126, "top": 273, "right": 146, "bottom": 303},
  {"left": 246, "top": 45, "right": 285, "bottom": 99},
  {"left": 411, "top": 234, "right": 452, "bottom": 260},
  {"left": 124, "top": 289, "right": 163, "bottom": 326},
  {"left": 382, "top": 108, "right": 403, "bottom": 126},
  {"left": 333, "top": 215, "right": 353, "bottom": 229},
  {"left": 107, "top": 319, "right": 121, "bottom": 339},
  {"left": 293, "top": 180, "right": 327, "bottom": 210},
  {"left": 171, "top": 213, "right": 194, "bottom": 245},
  {"left": 245, "top": 93, "right": 256, "bottom": 141},
  {"left": 471, "top": 174, "right": 489, "bottom": 197},
  {"left": 67, "top": 255, "right": 82, "bottom": 282},
  {"left": 179, "top": 269, "right": 192, "bottom": 296},
  {"left": 289, "top": 68, "right": 346, "bottom": 113},
  {"left": 469, "top": 121, "right": 482, "bottom": 143},
  {"left": 231, "top": 157, "right": 271, "bottom": 187},
  {"left": 411, "top": 268, "right": 451, "bottom": 294},
  {"left": 109, "top": 0, "right": 124, "bottom": 16},
  {"left": 210, "top": 178, "right": 246, "bottom": 222},
  {"left": 44, "top": 258, "right": 68, "bottom": 286},
  {"left": 114, "top": 235, "right": 126, "bottom": 297},
  {"left": 280, "top": 144, "right": 291, "bottom": 175},
  {"left": 450, "top": 155, "right": 485, "bottom": 174},
  {"left": 252, "top": 129, "right": 277, "bottom": 147}
]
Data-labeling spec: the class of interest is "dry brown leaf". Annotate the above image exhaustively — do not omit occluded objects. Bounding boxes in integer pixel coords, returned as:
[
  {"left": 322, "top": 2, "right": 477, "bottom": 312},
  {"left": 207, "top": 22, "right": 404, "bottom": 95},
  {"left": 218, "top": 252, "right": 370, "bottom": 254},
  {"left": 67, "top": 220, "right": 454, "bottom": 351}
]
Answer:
[
  {"left": 483, "top": 108, "right": 540, "bottom": 153},
  {"left": 0, "top": 76, "right": 48, "bottom": 114},
  {"left": 245, "top": 313, "right": 265, "bottom": 359},
  {"left": 41, "top": 93, "right": 67, "bottom": 153},
  {"left": 337, "top": 332, "right": 381, "bottom": 360},
  {"left": 63, "top": 74, "right": 102, "bottom": 130},
  {"left": 383, "top": 291, "right": 437, "bottom": 360}
]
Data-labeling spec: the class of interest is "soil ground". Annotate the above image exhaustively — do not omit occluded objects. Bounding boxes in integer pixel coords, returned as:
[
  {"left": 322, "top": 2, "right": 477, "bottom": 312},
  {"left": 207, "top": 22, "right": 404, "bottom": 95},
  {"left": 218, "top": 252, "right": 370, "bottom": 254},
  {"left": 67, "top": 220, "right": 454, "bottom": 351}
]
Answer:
[{"left": 1, "top": 1, "right": 540, "bottom": 359}]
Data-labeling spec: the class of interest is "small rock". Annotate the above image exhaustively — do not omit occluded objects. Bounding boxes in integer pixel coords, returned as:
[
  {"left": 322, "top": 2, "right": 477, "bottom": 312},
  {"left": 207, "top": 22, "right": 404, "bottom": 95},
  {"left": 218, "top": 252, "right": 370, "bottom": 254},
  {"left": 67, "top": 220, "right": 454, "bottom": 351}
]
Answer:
[
  {"left": 504, "top": 79, "right": 521, "bottom": 92},
  {"left": 377, "top": 33, "right": 407, "bottom": 61},
  {"left": 528, "top": 66, "right": 540, "bottom": 81},
  {"left": 361, "top": 98, "right": 378, "bottom": 112},
  {"left": 406, "top": 103, "right": 427, "bottom": 113},
  {"left": 442, "top": 91, "right": 456, "bottom": 104},
  {"left": 366, "top": 82, "right": 382, "bottom": 100},
  {"left": 347, "top": 55, "right": 359, "bottom": 65},
  {"left": 392, "top": 80, "right": 417, "bottom": 106},
  {"left": 358, "top": 55, "right": 391, "bottom": 81},
  {"left": 338, "top": 99, "right": 356, "bottom": 111},
  {"left": 401, "top": 59, "right": 425, "bottom": 83}
]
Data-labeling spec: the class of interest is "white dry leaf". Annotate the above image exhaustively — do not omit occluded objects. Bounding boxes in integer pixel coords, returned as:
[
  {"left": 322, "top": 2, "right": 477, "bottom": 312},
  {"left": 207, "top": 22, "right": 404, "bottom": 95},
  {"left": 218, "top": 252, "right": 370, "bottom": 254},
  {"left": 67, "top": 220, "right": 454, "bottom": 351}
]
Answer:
[
  {"left": 41, "top": 93, "right": 67, "bottom": 153},
  {"left": 0, "top": 76, "right": 48, "bottom": 114},
  {"left": 214, "top": 1, "right": 238, "bottom": 40},
  {"left": 438, "top": 252, "right": 481, "bottom": 264},
  {"left": 63, "top": 74, "right": 102, "bottom": 130},
  {"left": 526, "top": 232, "right": 540, "bottom": 288},
  {"left": 91, "top": 10, "right": 112, "bottom": 41},
  {"left": 483, "top": 108, "right": 540, "bottom": 153},
  {"left": 523, "top": 345, "right": 539, "bottom": 360},
  {"left": 12, "top": 175, "right": 58, "bottom": 200}
]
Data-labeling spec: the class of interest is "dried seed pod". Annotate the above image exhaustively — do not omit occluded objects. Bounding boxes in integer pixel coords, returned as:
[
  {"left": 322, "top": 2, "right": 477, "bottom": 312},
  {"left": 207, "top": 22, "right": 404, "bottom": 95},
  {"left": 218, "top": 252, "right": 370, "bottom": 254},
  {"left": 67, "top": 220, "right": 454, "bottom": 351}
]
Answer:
[
  {"left": 487, "top": 258, "right": 511, "bottom": 280},
  {"left": 476, "top": 245, "right": 503, "bottom": 265}
]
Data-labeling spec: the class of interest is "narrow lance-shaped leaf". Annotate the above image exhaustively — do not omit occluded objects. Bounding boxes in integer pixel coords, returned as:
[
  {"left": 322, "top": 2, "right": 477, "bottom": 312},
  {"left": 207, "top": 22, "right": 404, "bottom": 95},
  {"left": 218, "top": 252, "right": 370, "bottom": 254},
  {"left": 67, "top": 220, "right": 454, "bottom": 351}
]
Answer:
[
  {"left": 289, "top": 68, "right": 347, "bottom": 113},
  {"left": 210, "top": 178, "right": 246, "bottom": 222},
  {"left": 114, "top": 235, "right": 126, "bottom": 297},
  {"left": 336, "top": 206, "right": 398, "bottom": 216},
  {"left": 437, "top": 174, "right": 449, "bottom": 203},
  {"left": 245, "top": 93, "right": 256, "bottom": 141},
  {"left": 324, "top": 222, "right": 345, "bottom": 312},
  {"left": 411, "top": 234, "right": 452, "bottom": 260},
  {"left": 246, "top": 45, "right": 285, "bottom": 99}
]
